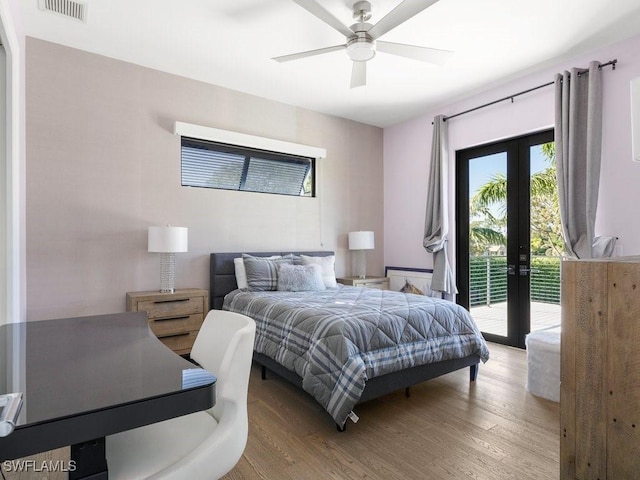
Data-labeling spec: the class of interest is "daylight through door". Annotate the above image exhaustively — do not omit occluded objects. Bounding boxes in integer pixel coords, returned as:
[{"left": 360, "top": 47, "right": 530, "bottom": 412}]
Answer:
[{"left": 456, "top": 130, "right": 561, "bottom": 348}]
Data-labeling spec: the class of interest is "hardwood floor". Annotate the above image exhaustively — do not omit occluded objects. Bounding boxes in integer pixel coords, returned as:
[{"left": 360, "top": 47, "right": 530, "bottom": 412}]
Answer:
[
  {"left": 2, "top": 342, "right": 558, "bottom": 480},
  {"left": 224, "top": 342, "right": 560, "bottom": 480}
]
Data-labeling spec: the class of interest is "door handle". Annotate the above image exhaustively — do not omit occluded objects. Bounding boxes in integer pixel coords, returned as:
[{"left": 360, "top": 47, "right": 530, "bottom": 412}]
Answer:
[
  {"left": 519, "top": 265, "right": 531, "bottom": 276},
  {"left": 498, "top": 265, "right": 516, "bottom": 275}
]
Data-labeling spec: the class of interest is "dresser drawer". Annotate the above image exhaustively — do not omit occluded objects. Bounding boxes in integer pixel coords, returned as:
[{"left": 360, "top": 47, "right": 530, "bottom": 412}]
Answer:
[
  {"left": 137, "top": 296, "right": 204, "bottom": 319},
  {"left": 148, "top": 313, "right": 204, "bottom": 337},
  {"left": 157, "top": 331, "right": 198, "bottom": 356}
]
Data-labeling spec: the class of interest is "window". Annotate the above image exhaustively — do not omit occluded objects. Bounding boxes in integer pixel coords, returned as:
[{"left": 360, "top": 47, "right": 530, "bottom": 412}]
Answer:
[{"left": 181, "top": 137, "right": 315, "bottom": 197}]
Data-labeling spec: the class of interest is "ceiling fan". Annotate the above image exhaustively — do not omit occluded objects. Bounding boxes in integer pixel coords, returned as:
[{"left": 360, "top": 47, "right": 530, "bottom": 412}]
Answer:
[{"left": 273, "top": 0, "right": 453, "bottom": 88}]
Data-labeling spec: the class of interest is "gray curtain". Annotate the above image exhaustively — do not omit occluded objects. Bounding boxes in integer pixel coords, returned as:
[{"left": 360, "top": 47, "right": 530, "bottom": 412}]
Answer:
[
  {"left": 423, "top": 115, "right": 458, "bottom": 294},
  {"left": 555, "top": 61, "right": 616, "bottom": 259}
]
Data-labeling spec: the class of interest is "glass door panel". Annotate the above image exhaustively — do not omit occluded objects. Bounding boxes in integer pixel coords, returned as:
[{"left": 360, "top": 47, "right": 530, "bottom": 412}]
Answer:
[
  {"left": 456, "top": 130, "right": 556, "bottom": 348},
  {"left": 467, "top": 152, "right": 508, "bottom": 338},
  {"left": 528, "top": 143, "right": 562, "bottom": 332}
]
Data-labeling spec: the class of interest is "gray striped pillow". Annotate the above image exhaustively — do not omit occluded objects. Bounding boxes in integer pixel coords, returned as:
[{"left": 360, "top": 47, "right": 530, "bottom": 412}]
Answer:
[{"left": 243, "top": 254, "right": 294, "bottom": 291}]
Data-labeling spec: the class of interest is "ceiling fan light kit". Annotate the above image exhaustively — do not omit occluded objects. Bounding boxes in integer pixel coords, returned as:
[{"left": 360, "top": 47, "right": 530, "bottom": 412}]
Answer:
[
  {"left": 275, "top": 0, "right": 452, "bottom": 88},
  {"left": 347, "top": 35, "right": 376, "bottom": 62}
]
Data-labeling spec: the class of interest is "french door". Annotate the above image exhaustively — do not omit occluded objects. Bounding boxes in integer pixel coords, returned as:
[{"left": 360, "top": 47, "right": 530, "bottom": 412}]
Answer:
[{"left": 456, "top": 130, "right": 556, "bottom": 348}]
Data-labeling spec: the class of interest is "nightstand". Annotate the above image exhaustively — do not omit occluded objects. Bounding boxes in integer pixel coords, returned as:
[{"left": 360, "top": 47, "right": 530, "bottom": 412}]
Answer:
[
  {"left": 336, "top": 276, "right": 390, "bottom": 290},
  {"left": 126, "top": 288, "right": 209, "bottom": 355}
]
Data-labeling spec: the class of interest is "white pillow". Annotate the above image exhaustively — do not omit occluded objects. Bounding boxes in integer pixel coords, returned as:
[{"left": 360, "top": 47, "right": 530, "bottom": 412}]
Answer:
[
  {"left": 233, "top": 258, "right": 248, "bottom": 289},
  {"left": 234, "top": 255, "right": 281, "bottom": 289},
  {"left": 300, "top": 255, "right": 337, "bottom": 288}
]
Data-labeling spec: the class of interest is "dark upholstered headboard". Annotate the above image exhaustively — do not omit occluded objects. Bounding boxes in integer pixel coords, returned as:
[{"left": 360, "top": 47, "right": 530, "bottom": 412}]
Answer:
[{"left": 209, "top": 251, "right": 334, "bottom": 310}]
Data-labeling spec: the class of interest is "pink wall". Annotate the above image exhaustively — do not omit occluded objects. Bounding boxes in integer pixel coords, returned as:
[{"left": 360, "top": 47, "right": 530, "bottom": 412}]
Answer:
[{"left": 384, "top": 33, "right": 640, "bottom": 273}]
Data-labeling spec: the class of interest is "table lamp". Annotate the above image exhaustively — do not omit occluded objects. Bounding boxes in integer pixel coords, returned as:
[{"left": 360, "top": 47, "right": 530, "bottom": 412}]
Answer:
[
  {"left": 148, "top": 226, "right": 188, "bottom": 293},
  {"left": 348, "top": 230, "right": 374, "bottom": 278}
]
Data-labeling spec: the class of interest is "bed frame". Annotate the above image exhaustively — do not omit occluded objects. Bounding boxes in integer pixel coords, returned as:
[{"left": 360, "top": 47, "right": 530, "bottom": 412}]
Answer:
[{"left": 210, "top": 251, "right": 480, "bottom": 430}]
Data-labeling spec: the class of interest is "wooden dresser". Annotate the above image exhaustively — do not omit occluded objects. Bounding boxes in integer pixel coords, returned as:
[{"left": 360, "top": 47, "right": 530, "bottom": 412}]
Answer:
[
  {"left": 126, "top": 288, "right": 209, "bottom": 355},
  {"left": 561, "top": 256, "right": 640, "bottom": 479}
]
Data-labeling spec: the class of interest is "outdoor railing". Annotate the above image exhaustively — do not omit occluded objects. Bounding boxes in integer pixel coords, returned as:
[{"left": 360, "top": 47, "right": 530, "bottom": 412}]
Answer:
[{"left": 469, "top": 255, "right": 561, "bottom": 307}]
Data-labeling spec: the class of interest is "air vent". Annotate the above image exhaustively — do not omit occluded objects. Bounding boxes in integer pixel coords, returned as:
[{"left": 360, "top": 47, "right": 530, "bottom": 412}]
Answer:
[{"left": 38, "top": 0, "right": 87, "bottom": 23}]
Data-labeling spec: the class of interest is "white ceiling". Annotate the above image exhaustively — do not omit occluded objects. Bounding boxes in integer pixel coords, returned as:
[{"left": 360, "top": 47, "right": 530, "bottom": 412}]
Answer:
[{"left": 20, "top": 0, "right": 640, "bottom": 127}]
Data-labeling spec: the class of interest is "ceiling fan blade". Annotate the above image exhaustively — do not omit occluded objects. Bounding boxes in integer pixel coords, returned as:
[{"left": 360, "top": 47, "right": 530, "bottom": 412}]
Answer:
[
  {"left": 350, "top": 61, "right": 367, "bottom": 89},
  {"left": 368, "top": 0, "right": 440, "bottom": 40},
  {"left": 377, "top": 41, "right": 453, "bottom": 65},
  {"left": 290, "top": 0, "right": 354, "bottom": 38},
  {"left": 272, "top": 44, "right": 346, "bottom": 63}
]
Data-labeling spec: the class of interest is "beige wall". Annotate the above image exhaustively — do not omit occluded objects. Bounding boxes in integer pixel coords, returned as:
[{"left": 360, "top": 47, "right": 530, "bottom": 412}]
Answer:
[{"left": 25, "top": 38, "right": 383, "bottom": 321}]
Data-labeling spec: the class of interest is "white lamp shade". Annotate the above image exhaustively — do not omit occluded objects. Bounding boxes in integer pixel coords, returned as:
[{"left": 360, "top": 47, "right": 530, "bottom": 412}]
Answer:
[
  {"left": 348, "top": 231, "right": 375, "bottom": 250},
  {"left": 148, "top": 226, "right": 188, "bottom": 253}
]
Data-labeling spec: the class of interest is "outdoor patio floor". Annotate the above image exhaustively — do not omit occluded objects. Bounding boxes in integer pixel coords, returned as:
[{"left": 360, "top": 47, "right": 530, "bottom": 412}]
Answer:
[{"left": 470, "top": 301, "right": 561, "bottom": 337}]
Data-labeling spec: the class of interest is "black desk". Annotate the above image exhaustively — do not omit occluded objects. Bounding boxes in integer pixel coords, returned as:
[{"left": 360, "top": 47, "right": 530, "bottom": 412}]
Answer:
[{"left": 0, "top": 312, "right": 216, "bottom": 479}]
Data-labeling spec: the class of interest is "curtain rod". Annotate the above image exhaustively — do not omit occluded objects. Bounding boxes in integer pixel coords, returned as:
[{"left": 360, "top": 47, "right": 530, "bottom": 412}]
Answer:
[{"left": 441, "top": 59, "right": 618, "bottom": 122}]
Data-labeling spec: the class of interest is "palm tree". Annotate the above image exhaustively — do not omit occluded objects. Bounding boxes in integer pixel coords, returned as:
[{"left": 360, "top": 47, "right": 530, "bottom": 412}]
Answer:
[
  {"left": 470, "top": 143, "right": 564, "bottom": 256},
  {"left": 468, "top": 179, "right": 506, "bottom": 256}
]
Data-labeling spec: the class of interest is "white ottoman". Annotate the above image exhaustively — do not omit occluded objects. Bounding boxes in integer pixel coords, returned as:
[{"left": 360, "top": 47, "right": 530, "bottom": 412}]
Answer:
[{"left": 525, "top": 326, "right": 561, "bottom": 402}]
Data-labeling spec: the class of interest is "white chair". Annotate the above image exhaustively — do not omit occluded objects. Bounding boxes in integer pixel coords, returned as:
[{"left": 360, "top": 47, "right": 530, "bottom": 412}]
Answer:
[{"left": 106, "top": 310, "right": 256, "bottom": 480}]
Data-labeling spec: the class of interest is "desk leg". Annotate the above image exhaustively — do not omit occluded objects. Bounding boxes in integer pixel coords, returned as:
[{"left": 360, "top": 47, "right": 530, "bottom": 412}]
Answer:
[{"left": 70, "top": 437, "right": 108, "bottom": 480}]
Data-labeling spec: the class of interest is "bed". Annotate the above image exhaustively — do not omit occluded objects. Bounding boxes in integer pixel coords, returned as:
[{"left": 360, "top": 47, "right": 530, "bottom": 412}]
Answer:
[{"left": 210, "top": 251, "right": 490, "bottom": 430}]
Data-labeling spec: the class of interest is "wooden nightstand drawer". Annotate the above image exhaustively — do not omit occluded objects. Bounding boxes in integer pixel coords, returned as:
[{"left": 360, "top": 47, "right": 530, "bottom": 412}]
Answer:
[
  {"left": 126, "top": 288, "right": 209, "bottom": 355},
  {"left": 148, "top": 313, "right": 204, "bottom": 337},
  {"left": 336, "top": 277, "right": 389, "bottom": 290},
  {"left": 360, "top": 280, "right": 389, "bottom": 290},
  {"left": 157, "top": 331, "right": 198, "bottom": 356},
  {"left": 137, "top": 296, "right": 204, "bottom": 319}
]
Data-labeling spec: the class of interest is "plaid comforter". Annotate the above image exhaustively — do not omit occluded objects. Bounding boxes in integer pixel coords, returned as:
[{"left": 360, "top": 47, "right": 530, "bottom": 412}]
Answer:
[{"left": 223, "top": 286, "right": 489, "bottom": 427}]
